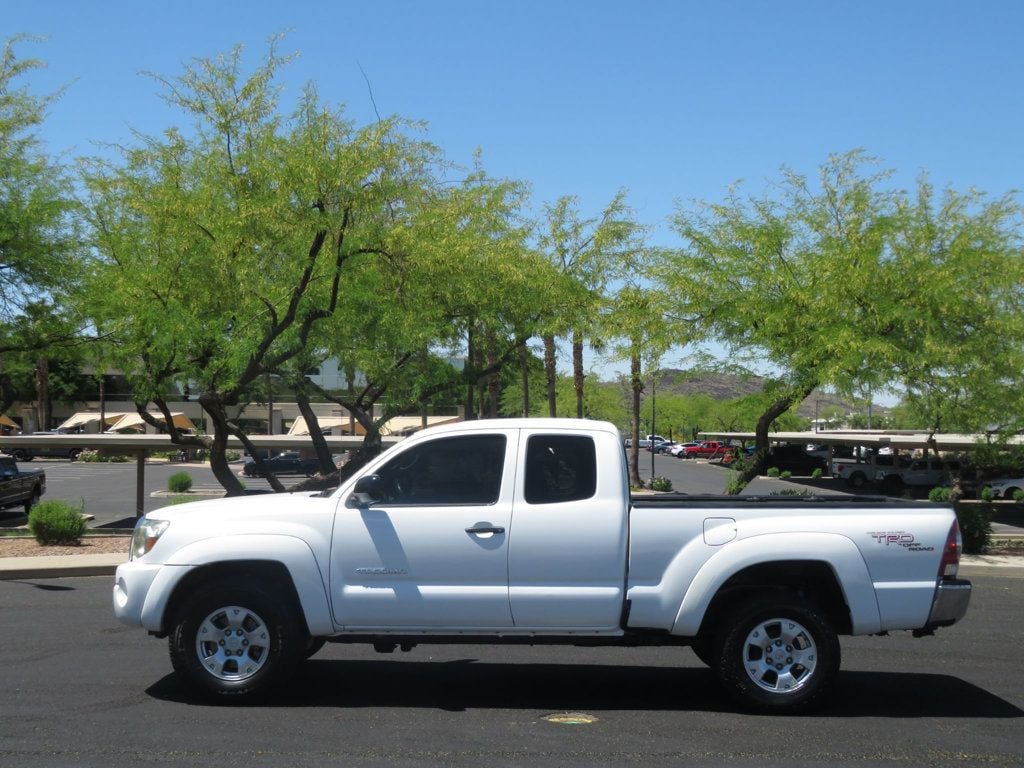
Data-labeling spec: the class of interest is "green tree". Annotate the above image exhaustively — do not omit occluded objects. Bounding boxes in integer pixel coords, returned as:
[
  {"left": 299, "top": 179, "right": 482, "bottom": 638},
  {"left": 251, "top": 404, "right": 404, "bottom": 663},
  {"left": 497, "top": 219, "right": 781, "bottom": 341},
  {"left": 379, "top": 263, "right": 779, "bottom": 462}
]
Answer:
[
  {"left": 536, "top": 192, "right": 641, "bottom": 418},
  {"left": 0, "top": 36, "right": 81, "bottom": 358},
  {"left": 604, "top": 252, "right": 674, "bottom": 488},
  {"left": 78, "top": 42, "right": 448, "bottom": 493},
  {"left": 0, "top": 302, "right": 92, "bottom": 429},
  {"left": 885, "top": 182, "right": 1024, "bottom": 439},
  {"left": 665, "top": 151, "right": 1024, "bottom": 491},
  {"left": 293, "top": 171, "right": 555, "bottom": 468}
]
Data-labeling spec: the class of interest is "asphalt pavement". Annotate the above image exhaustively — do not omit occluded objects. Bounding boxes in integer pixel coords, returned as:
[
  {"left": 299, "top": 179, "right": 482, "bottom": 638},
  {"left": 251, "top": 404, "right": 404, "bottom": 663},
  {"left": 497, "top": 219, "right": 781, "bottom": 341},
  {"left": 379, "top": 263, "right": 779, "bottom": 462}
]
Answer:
[{"left": 1, "top": 568, "right": 1021, "bottom": 768}]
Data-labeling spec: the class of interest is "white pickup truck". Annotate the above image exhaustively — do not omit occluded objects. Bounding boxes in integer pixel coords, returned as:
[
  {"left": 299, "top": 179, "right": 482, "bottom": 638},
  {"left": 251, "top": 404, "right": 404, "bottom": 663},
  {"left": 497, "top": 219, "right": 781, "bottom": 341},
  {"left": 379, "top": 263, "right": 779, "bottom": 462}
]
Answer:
[{"left": 113, "top": 419, "right": 971, "bottom": 713}]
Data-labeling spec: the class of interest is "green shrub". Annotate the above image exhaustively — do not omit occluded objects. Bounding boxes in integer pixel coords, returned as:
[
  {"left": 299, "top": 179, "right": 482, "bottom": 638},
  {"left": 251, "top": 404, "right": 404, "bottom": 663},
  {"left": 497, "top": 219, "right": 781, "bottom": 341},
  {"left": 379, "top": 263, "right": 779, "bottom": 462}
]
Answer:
[
  {"left": 168, "top": 471, "right": 193, "bottom": 493},
  {"left": 225, "top": 449, "right": 241, "bottom": 461},
  {"left": 980, "top": 486, "right": 995, "bottom": 502},
  {"left": 954, "top": 502, "right": 992, "bottom": 554},
  {"left": 780, "top": 470, "right": 792, "bottom": 479},
  {"left": 811, "top": 468, "right": 823, "bottom": 479},
  {"left": 770, "top": 489, "right": 813, "bottom": 497},
  {"left": 1015, "top": 489, "right": 1024, "bottom": 502},
  {"left": 165, "top": 495, "right": 197, "bottom": 506},
  {"left": 726, "top": 475, "right": 748, "bottom": 495},
  {"left": 766, "top": 467, "right": 781, "bottom": 478},
  {"left": 929, "top": 486, "right": 952, "bottom": 503},
  {"left": 28, "top": 500, "right": 87, "bottom": 545},
  {"left": 79, "top": 450, "right": 131, "bottom": 463},
  {"left": 649, "top": 476, "right": 673, "bottom": 492}
]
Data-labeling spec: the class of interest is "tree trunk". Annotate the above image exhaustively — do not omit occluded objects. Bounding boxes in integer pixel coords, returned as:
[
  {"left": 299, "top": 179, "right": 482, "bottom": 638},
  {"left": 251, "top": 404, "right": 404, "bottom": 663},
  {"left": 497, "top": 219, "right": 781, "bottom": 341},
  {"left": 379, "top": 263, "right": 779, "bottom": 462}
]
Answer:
[
  {"left": 543, "top": 334, "right": 557, "bottom": 417},
  {"left": 290, "top": 403, "right": 384, "bottom": 494},
  {"left": 628, "top": 353, "right": 643, "bottom": 488},
  {"left": 572, "top": 329, "right": 584, "bottom": 419},
  {"left": 35, "top": 356, "right": 50, "bottom": 431},
  {"left": 466, "top": 325, "right": 476, "bottom": 420},
  {"left": 197, "top": 392, "right": 246, "bottom": 496},
  {"left": 486, "top": 333, "right": 499, "bottom": 418},
  {"left": 297, "top": 390, "right": 336, "bottom": 475},
  {"left": 728, "top": 383, "right": 817, "bottom": 493},
  {"left": 519, "top": 339, "right": 530, "bottom": 417}
]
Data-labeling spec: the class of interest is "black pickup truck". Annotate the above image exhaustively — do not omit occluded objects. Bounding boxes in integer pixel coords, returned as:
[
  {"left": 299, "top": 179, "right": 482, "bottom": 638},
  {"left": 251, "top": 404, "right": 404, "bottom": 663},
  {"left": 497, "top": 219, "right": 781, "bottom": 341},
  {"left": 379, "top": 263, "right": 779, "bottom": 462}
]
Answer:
[{"left": 0, "top": 454, "right": 46, "bottom": 514}]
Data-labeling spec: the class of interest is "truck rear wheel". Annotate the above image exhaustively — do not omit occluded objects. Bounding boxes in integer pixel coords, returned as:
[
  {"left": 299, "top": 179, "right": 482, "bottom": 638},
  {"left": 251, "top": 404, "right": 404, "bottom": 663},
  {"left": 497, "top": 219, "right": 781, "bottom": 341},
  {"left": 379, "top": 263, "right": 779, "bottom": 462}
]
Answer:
[
  {"left": 714, "top": 594, "right": 839, "bottom": 714},
  {"left": 168, "top": 577, "right": 305, "bottom": 701},
  {"left": 847, "top": 471, "right": 866, "bottom": 489}
]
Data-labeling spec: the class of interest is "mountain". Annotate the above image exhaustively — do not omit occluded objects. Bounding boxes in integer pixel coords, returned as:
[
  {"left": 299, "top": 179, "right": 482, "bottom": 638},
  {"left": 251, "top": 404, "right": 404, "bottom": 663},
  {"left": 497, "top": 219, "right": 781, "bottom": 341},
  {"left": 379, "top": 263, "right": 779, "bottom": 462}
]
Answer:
[{"left": 645, "top": 370, "right": 884, "bottom": 420}]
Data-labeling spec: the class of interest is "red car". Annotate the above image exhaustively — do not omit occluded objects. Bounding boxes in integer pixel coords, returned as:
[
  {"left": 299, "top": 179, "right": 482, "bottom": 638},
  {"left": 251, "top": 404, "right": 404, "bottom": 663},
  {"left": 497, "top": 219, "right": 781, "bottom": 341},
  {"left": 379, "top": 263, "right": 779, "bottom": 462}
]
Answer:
[{"left": 680, "top": 440, "right": 728, "bottom": 459}]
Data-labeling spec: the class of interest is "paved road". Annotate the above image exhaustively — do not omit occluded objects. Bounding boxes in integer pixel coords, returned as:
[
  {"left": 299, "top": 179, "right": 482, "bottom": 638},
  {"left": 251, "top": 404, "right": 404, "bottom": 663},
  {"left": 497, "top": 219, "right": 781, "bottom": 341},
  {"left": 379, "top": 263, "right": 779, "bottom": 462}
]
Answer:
[{"left": 0, "top": 566, "right": 1021, "bottom": 768}]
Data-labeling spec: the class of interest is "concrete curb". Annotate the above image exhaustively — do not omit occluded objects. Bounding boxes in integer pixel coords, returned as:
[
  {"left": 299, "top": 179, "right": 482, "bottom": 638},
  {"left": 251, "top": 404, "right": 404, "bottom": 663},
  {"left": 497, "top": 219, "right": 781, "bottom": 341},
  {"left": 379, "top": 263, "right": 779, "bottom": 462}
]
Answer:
[{"left": 0, "top": 553, "right": 128, "bottom": 580}]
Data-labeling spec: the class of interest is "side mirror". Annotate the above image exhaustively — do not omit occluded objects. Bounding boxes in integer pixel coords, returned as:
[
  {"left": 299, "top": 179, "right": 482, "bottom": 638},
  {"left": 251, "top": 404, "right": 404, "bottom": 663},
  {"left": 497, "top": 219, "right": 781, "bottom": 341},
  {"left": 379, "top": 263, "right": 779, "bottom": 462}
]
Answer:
[{"left": 348, "top": 474, "right": 385, "bottom": 507}]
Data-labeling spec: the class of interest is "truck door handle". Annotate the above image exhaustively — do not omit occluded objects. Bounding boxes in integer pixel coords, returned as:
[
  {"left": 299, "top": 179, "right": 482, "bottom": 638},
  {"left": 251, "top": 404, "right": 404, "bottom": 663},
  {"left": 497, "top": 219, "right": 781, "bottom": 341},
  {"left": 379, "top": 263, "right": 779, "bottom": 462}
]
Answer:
[{"left": 465, "top": 525, "right": 505, "bottom": 535}]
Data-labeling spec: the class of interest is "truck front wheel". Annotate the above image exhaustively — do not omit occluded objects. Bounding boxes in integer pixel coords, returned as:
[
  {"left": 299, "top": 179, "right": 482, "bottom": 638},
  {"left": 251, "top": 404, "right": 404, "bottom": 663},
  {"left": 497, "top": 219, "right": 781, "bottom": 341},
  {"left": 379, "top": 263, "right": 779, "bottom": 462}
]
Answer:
[
  {"left": 168, "top": 577, "right": 305, "bottom": 701},
  {"left": 714, "top": 594, "right": 839, "bottom": 714}
]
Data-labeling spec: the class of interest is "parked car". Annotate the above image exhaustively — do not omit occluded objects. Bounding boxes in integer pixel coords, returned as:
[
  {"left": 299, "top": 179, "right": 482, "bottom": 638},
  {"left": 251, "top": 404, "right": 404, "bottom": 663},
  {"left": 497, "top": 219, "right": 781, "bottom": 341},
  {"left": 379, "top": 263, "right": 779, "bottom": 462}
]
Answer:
[
  {"left": 680, "top": 440, "right": 729, "bottom": 459},
  {"left": 241, "top": 451, "right": 320, "bottom": 477},
  {"left": 2, "top": 431, "right": 84, "bottom": 462},
  {"left": 832, "top": 453, "right": 911, "bottom": 489},
  {"left": 981, "top": 476, "right": 1024, "bottom": 500},
  {"left": 764, "top": 444, "right": 828, "bottom": 475},
  {"left": 0, "top": 454, "right": 46, "bottom": 513},
  {"left": 667, "top": 441, "right": 702, "bottom": 457},
  {"left": 874, "top": 459, "right": 964, "bottom": 495},
  {"left": 651, "top": 439, "right": 678, "bottom": 454}
]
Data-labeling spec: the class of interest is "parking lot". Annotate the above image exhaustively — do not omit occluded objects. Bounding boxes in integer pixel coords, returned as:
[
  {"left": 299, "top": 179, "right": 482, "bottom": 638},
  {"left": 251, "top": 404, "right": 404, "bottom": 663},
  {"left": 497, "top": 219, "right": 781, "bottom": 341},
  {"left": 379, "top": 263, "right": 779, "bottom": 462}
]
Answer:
[{"left": 0, "top": 566, "right": 1021, "bottom": 768}]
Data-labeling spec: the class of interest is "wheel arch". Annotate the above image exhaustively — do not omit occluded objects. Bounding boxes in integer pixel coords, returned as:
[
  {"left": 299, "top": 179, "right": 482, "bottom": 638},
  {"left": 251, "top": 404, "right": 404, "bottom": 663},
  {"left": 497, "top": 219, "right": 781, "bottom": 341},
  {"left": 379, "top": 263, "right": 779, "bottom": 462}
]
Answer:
[
  {"left": 693, "top": 561, "right": 853, "bottom": 646},
  {"left": 162, "top": 561, "right": 307, "bottom": 635},
  {"left": 672, "top": 533, "right": 880, "bottom": 637},
  {"left": 143, "top": 536, "right": 334, "bottom": 637}
]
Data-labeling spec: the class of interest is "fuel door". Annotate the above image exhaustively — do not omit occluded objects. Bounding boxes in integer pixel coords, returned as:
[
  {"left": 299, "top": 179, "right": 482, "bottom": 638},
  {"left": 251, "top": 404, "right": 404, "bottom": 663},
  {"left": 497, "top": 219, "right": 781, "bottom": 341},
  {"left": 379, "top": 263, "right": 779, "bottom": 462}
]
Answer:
[{"left": 703, "top": 517, "right": 737, "bottom": 546}]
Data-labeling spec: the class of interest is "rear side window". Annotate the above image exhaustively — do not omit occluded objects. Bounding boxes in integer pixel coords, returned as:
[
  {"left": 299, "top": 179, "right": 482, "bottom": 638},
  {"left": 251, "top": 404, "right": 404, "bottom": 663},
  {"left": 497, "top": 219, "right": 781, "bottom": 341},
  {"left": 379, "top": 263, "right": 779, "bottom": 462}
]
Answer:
[{"left": 524, "top": 434, "right": 597, "bottom": 505}]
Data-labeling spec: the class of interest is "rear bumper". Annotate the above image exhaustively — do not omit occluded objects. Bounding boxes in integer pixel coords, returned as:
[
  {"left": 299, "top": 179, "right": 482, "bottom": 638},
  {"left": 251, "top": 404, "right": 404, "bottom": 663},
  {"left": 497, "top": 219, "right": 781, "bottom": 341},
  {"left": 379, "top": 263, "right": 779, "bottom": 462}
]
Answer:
[{"left": 925, "top": 579, "right": 972, "bottom": 629}]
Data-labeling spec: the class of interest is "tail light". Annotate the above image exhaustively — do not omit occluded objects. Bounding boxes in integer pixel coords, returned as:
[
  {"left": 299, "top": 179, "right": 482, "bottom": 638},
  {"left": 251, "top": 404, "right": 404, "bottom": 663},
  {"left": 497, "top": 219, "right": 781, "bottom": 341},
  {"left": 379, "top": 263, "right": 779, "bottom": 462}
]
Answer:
[{"left": 939, "top": 521, "right": 962, "bottom": 579}]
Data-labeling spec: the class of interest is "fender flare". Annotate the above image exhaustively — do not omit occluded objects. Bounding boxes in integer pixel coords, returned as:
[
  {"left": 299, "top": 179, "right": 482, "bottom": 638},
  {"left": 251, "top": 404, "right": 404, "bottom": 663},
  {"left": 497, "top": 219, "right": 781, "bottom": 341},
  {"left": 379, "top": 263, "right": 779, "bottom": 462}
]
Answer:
[
  {"left": 671, "top": 532, "right": 881, "bottom": 636},
  {"left": 140, "top": 534, "right": 334, "bottom": 636}
]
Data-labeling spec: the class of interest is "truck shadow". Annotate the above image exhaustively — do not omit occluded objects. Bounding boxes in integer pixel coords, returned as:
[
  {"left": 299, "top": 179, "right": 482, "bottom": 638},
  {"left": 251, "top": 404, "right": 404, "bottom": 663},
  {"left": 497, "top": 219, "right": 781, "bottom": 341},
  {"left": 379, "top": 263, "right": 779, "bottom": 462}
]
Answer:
[{"left": 147, "top": 659, "right": 1022, "bottom": 718}]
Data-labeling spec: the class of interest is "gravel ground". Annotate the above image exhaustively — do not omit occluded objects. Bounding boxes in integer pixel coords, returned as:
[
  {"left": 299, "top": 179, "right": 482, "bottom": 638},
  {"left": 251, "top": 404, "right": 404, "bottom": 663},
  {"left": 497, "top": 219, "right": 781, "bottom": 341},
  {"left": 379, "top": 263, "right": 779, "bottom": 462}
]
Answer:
[{"left": 0, "top": 535, "right": 130, "bottom": 558}]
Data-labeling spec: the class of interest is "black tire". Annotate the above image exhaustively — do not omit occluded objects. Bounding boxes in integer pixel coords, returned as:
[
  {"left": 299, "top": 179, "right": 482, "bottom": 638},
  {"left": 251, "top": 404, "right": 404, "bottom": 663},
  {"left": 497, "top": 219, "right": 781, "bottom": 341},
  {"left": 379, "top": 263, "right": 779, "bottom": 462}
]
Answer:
[
  {"left": 713, "top": 594, "right": 840, "bottom": 714},
  {"left": 68, "top": 449, "right": 82, "bottom": 461},
  {"left": 847, "top": 471, "right": 866, "bottom": 489},
  {"left": 23, "top": 488, "right": 40, "bottom": 516},
  {"left": 304, "top": 637, "right": 327, "bottom": 660},
  {"left": 879, "top": 475, "right": 904, "bottom": 496},
  {"left": 690, "top": 637, "right": 715, "bottom": 667},
  {"left": 13, "top": 449, "right": 32, "bottom": 461},
  {"left": 168, "top": 576, "right": 305, "bottom": 701}
]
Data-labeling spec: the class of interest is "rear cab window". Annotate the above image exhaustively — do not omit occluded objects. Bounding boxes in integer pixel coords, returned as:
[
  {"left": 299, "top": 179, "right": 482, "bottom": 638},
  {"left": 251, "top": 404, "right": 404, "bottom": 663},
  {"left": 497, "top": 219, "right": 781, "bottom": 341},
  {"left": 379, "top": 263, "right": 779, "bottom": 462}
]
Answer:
[{"left": 524, "top": 434, "right": 597, "bottom": 504}]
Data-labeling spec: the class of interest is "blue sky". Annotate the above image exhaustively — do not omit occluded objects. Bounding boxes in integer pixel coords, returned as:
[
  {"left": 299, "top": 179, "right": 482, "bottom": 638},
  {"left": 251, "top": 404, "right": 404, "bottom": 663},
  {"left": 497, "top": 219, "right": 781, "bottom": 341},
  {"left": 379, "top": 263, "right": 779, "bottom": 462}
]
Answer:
[{"left": 5, "top": 0, "right": 1023, "bottom": 384}]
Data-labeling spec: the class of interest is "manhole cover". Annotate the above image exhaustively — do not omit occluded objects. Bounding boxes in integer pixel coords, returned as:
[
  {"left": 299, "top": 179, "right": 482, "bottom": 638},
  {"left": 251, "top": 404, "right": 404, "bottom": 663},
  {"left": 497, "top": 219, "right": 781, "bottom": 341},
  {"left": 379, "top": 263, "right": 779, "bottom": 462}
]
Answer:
[{"left": 543, "top": 712, "right": 598, "bottom": 725}]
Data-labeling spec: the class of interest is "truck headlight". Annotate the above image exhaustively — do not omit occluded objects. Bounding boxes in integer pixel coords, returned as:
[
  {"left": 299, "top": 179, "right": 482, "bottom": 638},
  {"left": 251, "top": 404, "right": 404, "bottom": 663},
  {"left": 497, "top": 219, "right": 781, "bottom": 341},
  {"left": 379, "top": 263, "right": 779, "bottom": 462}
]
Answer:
[{"left": 130, "top": 518, "right": 170, "bottom": 561}]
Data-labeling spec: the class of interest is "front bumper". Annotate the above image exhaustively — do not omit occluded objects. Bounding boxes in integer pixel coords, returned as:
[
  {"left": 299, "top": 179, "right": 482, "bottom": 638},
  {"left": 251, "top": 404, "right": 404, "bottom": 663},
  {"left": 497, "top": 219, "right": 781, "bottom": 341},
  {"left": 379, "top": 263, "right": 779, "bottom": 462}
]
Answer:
[{"left": 925, "top": 578, "right": 972, "bottom": 629}]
